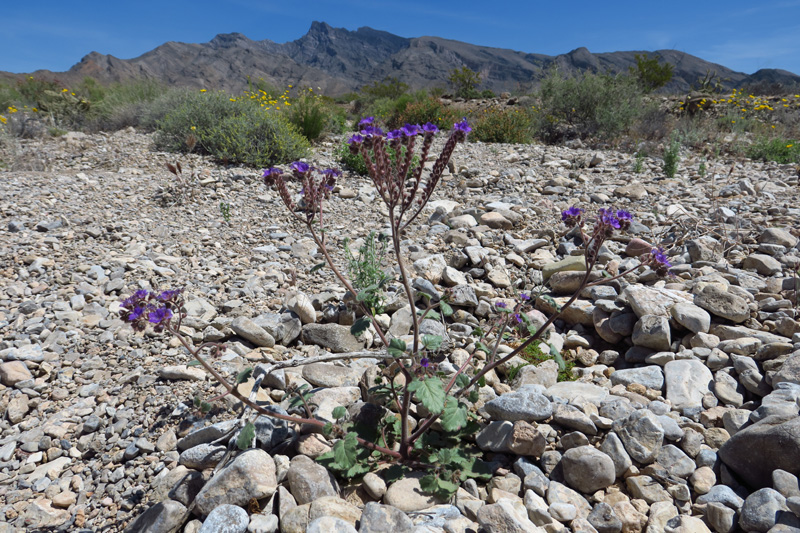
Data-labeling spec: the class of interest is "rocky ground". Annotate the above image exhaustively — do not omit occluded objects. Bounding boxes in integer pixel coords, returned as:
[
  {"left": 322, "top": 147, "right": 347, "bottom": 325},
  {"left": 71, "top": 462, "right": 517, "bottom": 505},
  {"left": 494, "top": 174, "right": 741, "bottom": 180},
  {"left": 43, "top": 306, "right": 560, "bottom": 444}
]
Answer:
[{"left": 1, "top": 127, "right": 800, "bottom": 533}]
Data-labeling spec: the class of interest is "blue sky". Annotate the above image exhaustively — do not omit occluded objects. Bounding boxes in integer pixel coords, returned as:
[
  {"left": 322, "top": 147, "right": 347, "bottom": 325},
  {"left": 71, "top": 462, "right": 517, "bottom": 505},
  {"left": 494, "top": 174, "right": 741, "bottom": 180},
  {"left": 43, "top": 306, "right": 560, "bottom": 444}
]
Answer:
[{"left": 4, "top": 0, "right": 800, "bottom": 76}]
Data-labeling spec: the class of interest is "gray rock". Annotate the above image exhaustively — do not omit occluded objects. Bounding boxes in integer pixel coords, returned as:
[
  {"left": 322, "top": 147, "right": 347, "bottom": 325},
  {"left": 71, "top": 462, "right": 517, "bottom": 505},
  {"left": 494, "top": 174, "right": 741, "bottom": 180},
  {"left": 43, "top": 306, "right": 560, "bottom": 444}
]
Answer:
[
  {"left": 656, "top": 444, "right": 696, "bottom": 479},
  {"left": 302, "top": 323, "right": 364, "bottom": 353},
  {"left": 694, "top": 285, "right": 750, "bottom": 323},
  {"left": 383, "top": 474, "right": 443, "bottom": 512},
  {"left": 719, "top": 415, "right": 800, "bottom": 488},
  {"left": 302, "top": 363, "right": 362, "bottom": 388},
  {"left": 286, "top": 291, "right": 316, "bottom": 324},
  {"left": 610, "top": 365, "right": 664, "bottom": 391},
  {"left": 194, "top": 449, "right": 278, "bottom": 516},
  {"left": 773, "top": 469, "right": 800, "bottom": 499},
  {"left": 413, "top": 254, "right": 447, "bottom": 284},
  {"left": 178, "top": 443, "right": 226, "bottom": 470},
  {"left": 697, "top": 485, "right": 745, "bottom": 510},
  {"left": 449, "top": 284, "right": 479, "bottom": 307},
  {"left": 742, "top": 253, "right": 782, "bottom": 276},
  {"left": 613, "top": 409, "right": 664, "bottom": 464},
  {"left": 178, "top": 420, "right": 239, "bottom": 451},
  {"left": 664, "top": 359, "right": 713, "bottom": 409},
  {"left": 125, "top": 499, "right": 188, "bottom": 533},
  {"left": 287, "top": 454, "right": 339, "bottom": 505},
  {"left": 547, "top": 481, "right": 592, "bottom": 519},
  {"left": 632, "top": 315, "right": 672, "bottom": 351},
  {"left": 477, "top": 500, "right": 542, "bottom": 532},
  {"left": 307, "top": 517, "right": 358, "bottom": 533},
  {"left": 713, "top": 371, "right": 745, "bottom": 407},
  {"left": 561, "top": 445, "right": 616, "bottom": 493},
  {"left": 484, "top": 387, "right": 553, "bottom": 422},
  {"left": 476, "top": 420, "right": 514, "bottom": 453},
  {"left": 773, "top": 353, "right": 800, "bottom": 387},
  {"left": 600, "top": 432, "right": 633, "bottom": 477},
  {"left": 623, "top": 285, "right": 692, "bottom": 318},
  {"left": 198, "top": 504, "right": 248, "bottom": 533},
  {"left": 231, "top": 316, "right": 275, "bottom": 347},
  {"left": 739, "top": 488, "right": 788, "bottom": 532},
  {"left": 587, "top": 502, "right": 622, "bottom": 533},
  {"left": 552, "top": 403, "right": 597, "bottom": 435},
  {"left": 546, "top": 381, "right": 609, "bottom": 404},
  {"left": 705, "top": 502, "right": 737, "bottom": 533},
  {"left": 670, "top": 302, "right": 711, "bottom": 334},
  {"left": 358, "top": 502, "right": 414, "bottom": 533},
  {"left": 759, "top": 227, "right": 798, "bottom": 248},
  {"left": 626, "top": 475, "right": 672, "bottom": 504}
]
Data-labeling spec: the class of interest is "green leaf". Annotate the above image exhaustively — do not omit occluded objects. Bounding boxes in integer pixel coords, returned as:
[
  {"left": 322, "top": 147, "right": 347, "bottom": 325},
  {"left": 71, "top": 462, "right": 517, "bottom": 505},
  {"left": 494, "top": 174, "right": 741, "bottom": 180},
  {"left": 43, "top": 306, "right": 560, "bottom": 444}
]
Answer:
[
  {"left": 235, "top": 367, "right": 253, "bottom": 384},
  {"left": 418, "top": 308, "right": 440, "bottom": 321},
  {"left": 332, "top": 432, "right": 359, "bottom": 471},
  {"left": 459, "top": 458, "right": 493, "bottom": 481},
  {"left": 476, "top": 341, "right": 492, "bottom": 355},
  {"left": 408, "top": 378, "right": 446, "bottom": 414},
  {"left": 439, "top": 301, "right": 453, "bottom": 317},
  {"left": 419, "top": 474, "right": 460, "bottom": 499},
  {"left": 332, "top": 406, "right": 347, "bottom": 420},
  {"left": 236, "top": 421, "right": 255, "bottom": 450},
  {"left": 550, "top": 344, "right": 566, "bottom": 372},
  {"left": 309, "top": 262, "right": 326, "bottom": 273},
  {"left": 455, "top": 374, "right": 470, "bottom": 389},
  {"left": 350, "top": 316, "right": 371, "bottom": 336},
  {"left": 388, "top": 338, "right": 407, "bottom": 358},
  {"left": 322, "top": 423, "right": 333, "bottom": 436},
  {"left": 541, "top": 294, "right": 561, "bottom": 312},
  {"left": 200, "top": 402, "right": 212, "bottom": 413},
  {"left": 441, "top": 396, "right": 469, "bottom": 432},
  {"left": 356, "top": 283, "right": 380, "bottom": 302},
  {"left": 187, "top": 359, "right": 202, "bottom": 367},
  {"left": 422, "top": 335, "right": 442, "bottom": 352},
  {"left": 468, "top": 389, "right": 479, "bottom": 403}
]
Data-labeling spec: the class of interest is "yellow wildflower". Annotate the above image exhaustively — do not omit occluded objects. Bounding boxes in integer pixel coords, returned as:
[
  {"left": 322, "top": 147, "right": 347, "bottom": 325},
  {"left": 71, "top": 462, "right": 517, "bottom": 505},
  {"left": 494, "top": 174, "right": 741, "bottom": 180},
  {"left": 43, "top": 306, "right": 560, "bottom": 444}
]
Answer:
[
  {"left": 0, "top": 115, "right": 6, "bottom": 124},
  {"left": 191, "top": 126, "right": 196, "bottom": 130},
  {"left": 8, "top": 106, "right": 17, "bottom": 113},
  {"left": 200, "top": 89, "right": 207, "bottom": 92}
]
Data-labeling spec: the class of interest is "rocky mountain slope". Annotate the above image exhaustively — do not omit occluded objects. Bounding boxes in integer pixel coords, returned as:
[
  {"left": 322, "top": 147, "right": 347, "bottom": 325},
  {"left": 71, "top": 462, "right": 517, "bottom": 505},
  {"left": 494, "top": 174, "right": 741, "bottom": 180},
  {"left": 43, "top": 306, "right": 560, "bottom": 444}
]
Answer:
[
  {"left": 4, "top": 21, "right": 799, "bottom": 95},
  {"left": 1, "top": 127, "right": 800, "bottom": 532}
]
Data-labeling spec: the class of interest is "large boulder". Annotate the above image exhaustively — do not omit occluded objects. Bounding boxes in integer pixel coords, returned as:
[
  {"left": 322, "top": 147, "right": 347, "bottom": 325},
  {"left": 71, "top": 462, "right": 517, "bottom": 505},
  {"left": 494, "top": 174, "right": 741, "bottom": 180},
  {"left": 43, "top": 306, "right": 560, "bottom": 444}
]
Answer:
[{"left": 718, "top": 415, "right": 800, "bottom": 488}]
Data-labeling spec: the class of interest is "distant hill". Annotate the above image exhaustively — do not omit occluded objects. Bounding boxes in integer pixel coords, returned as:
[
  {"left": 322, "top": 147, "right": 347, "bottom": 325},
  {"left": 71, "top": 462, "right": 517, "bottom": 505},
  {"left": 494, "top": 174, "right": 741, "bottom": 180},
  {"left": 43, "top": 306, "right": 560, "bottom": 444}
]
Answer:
[{"left": 3, "top": 21, "right": 799, "bottom": 95}]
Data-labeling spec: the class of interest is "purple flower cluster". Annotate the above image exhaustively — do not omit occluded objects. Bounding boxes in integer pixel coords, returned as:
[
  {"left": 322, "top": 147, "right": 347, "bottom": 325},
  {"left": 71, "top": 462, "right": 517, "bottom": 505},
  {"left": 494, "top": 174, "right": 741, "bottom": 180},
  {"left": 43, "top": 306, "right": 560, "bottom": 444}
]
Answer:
[
  {"left": 262, "top": 163, "right": 340, "bottom": 222},
  {"left": 561, "top": 206, "right": 583, "bottom": 227},
  {"left": 648, "top": 247, "right": 672, "bottom": 276},
  {"left": 120, "top": 288, "right": 183, "bottom": 333}
]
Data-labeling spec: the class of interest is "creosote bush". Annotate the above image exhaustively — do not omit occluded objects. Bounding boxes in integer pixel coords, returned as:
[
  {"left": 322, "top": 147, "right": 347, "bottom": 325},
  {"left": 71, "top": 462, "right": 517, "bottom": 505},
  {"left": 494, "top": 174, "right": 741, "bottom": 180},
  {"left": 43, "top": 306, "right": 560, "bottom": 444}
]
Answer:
[{"left": 153, "top": 90, "right": 309, "bottom": 167}]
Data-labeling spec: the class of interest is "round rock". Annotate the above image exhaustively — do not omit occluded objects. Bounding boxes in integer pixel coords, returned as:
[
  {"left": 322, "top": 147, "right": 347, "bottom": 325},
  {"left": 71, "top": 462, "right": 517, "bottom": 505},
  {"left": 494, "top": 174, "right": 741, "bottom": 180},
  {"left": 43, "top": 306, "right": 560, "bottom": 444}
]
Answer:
[{"left": 561, "top": 445, "right": 616, "bottom": 493}]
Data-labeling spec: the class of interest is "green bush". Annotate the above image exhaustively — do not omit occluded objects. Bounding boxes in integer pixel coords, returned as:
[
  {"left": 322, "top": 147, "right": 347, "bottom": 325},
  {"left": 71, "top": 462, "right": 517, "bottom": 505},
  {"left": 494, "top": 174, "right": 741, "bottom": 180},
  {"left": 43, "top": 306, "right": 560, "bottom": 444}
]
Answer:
[
  {"left": 336, "top": 141, "right": 420, "bottom": 177},
  {"left": 470, "top": 107, "right": 532, "bottom": 144},
  {"left": 533, "top": 70, "right": 644, "bottom": 142},
  {"left": 88, "top": 79, "right": 166, "bottom": 131},
  {"left": 663, "top": 137, "right": 681, "bottom": 178},
  {"left": 153, "top": 90, "right": 309, "bottom": 167},
  {"left": 394, "top": 97, "right": 461, "bottom": 131},
  {"left": 360, "top": 77, "right": 409, "bottom": 100},
  {"left": 629, "top": 53, "right": 674, "bottom": 93},
  {"left": 448, "top": 66, "right": 482, "bottom": 99},
  {"left": 287, "top": 92, "right": 329, "bottom": 142},
  {"left": 746, "top": 137, "right": 800, "bottom": 163}
]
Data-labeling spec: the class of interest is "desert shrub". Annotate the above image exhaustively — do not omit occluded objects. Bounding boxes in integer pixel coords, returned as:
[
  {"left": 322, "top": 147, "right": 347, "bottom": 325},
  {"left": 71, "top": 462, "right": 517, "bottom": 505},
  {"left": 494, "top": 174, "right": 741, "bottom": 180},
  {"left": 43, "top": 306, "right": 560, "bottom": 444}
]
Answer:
[
  {"left": 154, "top": 90, "right": 309, "bottom": 166},
  {"left": 663, "top": 137, "right": 681, "bottom": 178},
  {"left": 448, "top": 66, "right": 482, "bottom": 99},
  {"left": 87, "top": 80, "right": 167, "bottom": 131},
  {"left": 360, "top": 77, "right": 409, "bottom": 100},
  {"left": 746, "top": 137, "right": 800, "bottom": 163},
  {"left": 394, "top": 97, "right": 461, "bottom": 130},
  {"left": 470, "top": 107, "right": 532, "bottom": 144},
  {"left": 533, "top": 70, "right": 644, "bottom": 142},
  {"left": 287, "top": 91, "right": 329, "bottom": 142},
  {"left": 629, "top": 53, "right": 674, "bottom": 93}
]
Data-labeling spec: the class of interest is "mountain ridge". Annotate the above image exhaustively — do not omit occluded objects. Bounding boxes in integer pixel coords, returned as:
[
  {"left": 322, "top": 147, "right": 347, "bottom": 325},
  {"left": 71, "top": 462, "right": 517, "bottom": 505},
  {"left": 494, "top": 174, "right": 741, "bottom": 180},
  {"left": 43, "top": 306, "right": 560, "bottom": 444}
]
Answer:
[{"left": 2, "top": 21, "right": 798, "bottom": 95}]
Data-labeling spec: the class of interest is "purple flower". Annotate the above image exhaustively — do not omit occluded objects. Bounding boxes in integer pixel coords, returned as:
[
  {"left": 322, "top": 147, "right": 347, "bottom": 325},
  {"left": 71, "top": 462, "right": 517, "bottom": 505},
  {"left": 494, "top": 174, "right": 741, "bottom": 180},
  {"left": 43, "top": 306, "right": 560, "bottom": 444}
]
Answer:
[
  {"left": 453, "top": 119, "right": 472, "bottom": 134},
  {"left": 495, "top": 301, "right": 507, "bottom": 309},
  {"left": 360, "top": 125, "right": 384, "bottom": 137},
  {"left": 386, "top": 129, "right": 402, "bottom": 141},
  {"left": 290, "top": 161, "right": 310, "bottom": 174},
  {"left": 157, "top": 289, "right": 182, "bottom": 302},
  {"left": 651, "top": 247, "right": 671, "bottom": 267},
  {"left": 263, "top": 167, "right": 283, "bottom": 178},
  {"left": 561, "top": 206, "right": 583, "bottom": 222},
  {"left": 358, "top": 116, "right": 375, "bottom": 127},
  {"left": 127, "top": 306, "right": 146, "bottom": 322},
  {"left": 422, "top": 122, "right": 439, "bottom": 134},
  {"left": 401, "top": 123, "right": 420, "bottom": 137},
  {"left": 616, "top": 210, "right": 633, "bottom": 221},
  {"left": 321, "top": 168, "right": 341, "bottom": 178},
  {"left": 420, "top": 358, "right": 430, "bottom": 368},
  {"left": 132, "top": 289, "right": 149, "bottom": 300},
  {"left": 598, "top": 208, "right": 621, "bottom": 229},
  {"left": 512, "top": 313, "right": 522, "bottom": 324},
  {"left": 519, "top": 293, "right": 530, "bottom": 301},
  {"left": 347, "top": 134, "right": 363, "bottom": 146},
  {"left": 148, "top": 307, "right": 173, "bottom": 324}
]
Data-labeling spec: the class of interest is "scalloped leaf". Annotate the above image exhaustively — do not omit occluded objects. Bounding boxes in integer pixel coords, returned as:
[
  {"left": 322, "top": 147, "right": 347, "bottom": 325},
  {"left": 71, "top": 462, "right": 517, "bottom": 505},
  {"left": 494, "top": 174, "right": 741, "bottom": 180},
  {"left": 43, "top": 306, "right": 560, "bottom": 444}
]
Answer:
[
  {"left": 408, "top": 378, "right": 445, "bottom": 414},
  {"left": 236, "top": 421, "right": 255, "bottom": 450}
]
